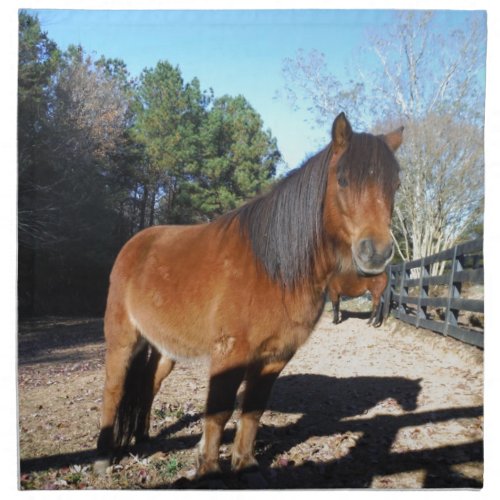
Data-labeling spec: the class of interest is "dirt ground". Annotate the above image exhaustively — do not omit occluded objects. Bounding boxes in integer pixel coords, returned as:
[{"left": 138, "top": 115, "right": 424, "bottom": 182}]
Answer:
[{"left": 17, "top": 298, "right": 484, "bottom": 490}]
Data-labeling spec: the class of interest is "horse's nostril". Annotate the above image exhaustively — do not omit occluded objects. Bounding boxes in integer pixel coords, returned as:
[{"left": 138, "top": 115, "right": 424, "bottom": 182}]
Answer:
[
  {"left": 355, "top": 239, "right": 393, "bottom": 271},
  {"left": 358, "top": 239, "right": 375, "bottom": 261}
]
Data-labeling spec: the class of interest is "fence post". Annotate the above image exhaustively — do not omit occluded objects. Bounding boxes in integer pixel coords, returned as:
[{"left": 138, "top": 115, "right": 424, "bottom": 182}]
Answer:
[
  {"left": 397, "top": 261, "right": 407, "bottom": 319},
  {"left": 416, "top": 260, "right": 429, "bottom": 329},
  {"left": 444, "top": 245, "right": 463, "bottom": 337}
]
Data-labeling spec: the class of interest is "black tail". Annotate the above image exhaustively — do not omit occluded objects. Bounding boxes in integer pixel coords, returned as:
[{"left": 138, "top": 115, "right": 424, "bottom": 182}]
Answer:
[{"left": 114, "top": 338, "right": 161, "bottom": 450}]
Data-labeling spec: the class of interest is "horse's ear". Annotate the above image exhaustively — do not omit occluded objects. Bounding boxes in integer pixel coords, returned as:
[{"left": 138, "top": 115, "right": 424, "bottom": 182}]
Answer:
[
  {"left": 383, "top": 126, "right": 404, "bottom": 151},
  {"left": 332, "top": 112, "right": 353, "bottom": 152}
]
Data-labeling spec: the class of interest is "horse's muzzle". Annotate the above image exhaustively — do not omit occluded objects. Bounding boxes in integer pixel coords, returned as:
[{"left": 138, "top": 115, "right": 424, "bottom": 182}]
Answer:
[{"left": 352, "top": 238, "right": 394, "bottom": 275}]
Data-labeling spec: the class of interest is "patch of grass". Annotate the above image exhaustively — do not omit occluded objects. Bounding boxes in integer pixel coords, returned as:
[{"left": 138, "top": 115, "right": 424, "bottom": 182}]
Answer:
[
  {"left": 153, "top": 455, "right": 184, "bottom": 481},
  {"left": 153, "top": 407, "right": 167, "bottom": 420},
  {"left": 153, "top": 404, "right": 185, "bottom": 421}
]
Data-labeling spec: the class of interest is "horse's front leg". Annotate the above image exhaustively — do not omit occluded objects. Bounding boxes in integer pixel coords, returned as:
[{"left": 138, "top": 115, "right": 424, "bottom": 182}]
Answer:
[
  {"left": 231, "top": 358, "right": 288, "bottom": 472},
  {"left": 197, "top": 348, "right": 247, "bottom": 477}
]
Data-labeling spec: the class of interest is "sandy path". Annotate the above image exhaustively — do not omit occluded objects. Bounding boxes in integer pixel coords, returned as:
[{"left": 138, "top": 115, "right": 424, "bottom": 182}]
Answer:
[{"left": 18, "top": 308, "right": 483, "bottom": 489}]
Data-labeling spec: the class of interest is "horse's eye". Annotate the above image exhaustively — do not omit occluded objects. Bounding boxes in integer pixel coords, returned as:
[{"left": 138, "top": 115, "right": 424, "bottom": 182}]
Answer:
[{"left": 338, "top": 177, "right": 348, "bottom": 188}]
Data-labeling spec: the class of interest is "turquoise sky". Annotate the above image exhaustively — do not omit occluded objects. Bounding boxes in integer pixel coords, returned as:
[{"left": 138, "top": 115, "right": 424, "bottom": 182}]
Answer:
[{"left": 30, "top": 9, "right": 484, "bottom": 172}]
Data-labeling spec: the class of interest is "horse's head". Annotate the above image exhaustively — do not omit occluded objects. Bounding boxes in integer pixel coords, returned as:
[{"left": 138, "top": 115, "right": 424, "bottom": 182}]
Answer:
[{"left": 325, "top": 113, "right": 403, "bottom": 275}]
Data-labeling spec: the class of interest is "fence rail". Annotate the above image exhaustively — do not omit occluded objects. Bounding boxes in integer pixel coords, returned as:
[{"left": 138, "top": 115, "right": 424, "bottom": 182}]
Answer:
[{"left": 382, "top": 239, "right": 484, "bottom": 349}]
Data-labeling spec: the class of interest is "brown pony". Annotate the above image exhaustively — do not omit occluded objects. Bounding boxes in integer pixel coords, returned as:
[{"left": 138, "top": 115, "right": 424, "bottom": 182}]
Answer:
[
  {"left": 327, "top": 270, "right": 388, "bottom": 327},
  {"left": 95, "top": 113, "right": 403, "bottom": 477}
]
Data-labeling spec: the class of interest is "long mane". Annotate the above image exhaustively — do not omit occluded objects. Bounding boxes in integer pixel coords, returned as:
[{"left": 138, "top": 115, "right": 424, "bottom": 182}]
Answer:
[{"left": 220, "top": 145, "right": 333, "bottom": 288}]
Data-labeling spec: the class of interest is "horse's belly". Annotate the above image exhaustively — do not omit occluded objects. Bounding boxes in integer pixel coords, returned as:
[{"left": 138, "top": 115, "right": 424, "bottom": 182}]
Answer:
[{"left": 129, "top": 306, "right": 211, "bottom": 361}]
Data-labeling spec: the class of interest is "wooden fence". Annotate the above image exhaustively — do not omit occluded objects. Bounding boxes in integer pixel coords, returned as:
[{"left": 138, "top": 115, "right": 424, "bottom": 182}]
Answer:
[{"left": 382, "top": 239, "right": 484, "bottom": 349}]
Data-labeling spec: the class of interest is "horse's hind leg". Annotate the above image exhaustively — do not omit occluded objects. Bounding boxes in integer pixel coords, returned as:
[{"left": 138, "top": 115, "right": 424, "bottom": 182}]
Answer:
[
  {"left": 368, "top": 302, "right": 376, "bottom": 325},
  {"left": 95, "top": 312, "right": 139, "bottom": 473},
  {"left": 370, "top": 299, "right": 383, "bottom": 328},
  {"left": 136, "top": 356, "right": 176, "bottom": 443},
  {"left": 231, "top": 359, "right": 288, "bottom": 472},
  {"left": 153, "top": 357, "right": 176, "bottom": 396},
  {"left": 332, "top": 295, "right": 341, "bottom": 324}
]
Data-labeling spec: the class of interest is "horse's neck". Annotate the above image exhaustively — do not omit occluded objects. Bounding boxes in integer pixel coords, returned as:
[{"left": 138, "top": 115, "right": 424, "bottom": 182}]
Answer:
[{"left": 311, "top": 236, "right": 354, "bottom": 291}]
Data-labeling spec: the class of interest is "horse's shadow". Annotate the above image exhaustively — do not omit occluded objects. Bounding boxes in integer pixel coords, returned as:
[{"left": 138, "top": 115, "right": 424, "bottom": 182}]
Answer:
[
  {"left": 270, "top": 372, "right": 421, "bottom": 416},
  {"left": 147, "top": 373, "right": 425, "bottom": 485},
  {"left": 258, "top": 374, "right": 421, "bottom": 470},
  {"left": 250, "top": 373, "right": 420, "bottom": 485},
  {"left": 153, "top": 373, "right": 421, "bottom": 450},
  {"left": 261, "top": 372, "right": 421, "bottom": 453},
  {"left": 154, "top": 373, "right": 481, "bottom": 488}
]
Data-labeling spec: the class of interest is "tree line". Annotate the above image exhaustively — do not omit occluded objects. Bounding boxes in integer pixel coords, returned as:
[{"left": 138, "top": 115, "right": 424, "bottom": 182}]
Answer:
[
  {"left": 19, "top": 11, "right": 485, "bottom": 316},
  {"left": 18, "top": 11, "right": 281, "bottom": 316}
]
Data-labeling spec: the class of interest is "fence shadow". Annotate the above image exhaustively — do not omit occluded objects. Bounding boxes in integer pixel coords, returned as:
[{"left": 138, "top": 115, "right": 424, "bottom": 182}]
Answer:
[{"left": 20, "top": 373, "right": 483, "bottom": 488}]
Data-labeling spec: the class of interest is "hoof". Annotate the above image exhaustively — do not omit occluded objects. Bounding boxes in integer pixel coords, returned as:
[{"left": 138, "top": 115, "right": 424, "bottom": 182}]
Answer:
[
  {"left": 196, "top": 454, "right": 222, "bottom": 479},
  {"left": 94, "top": 458, "right": 111, "bottom": 476},
  {"left": 196, "top": 462, "right": 221, "bottom": 479},
  {"left": 231, "top": 453, "right": 259, "bottom": 473}
]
